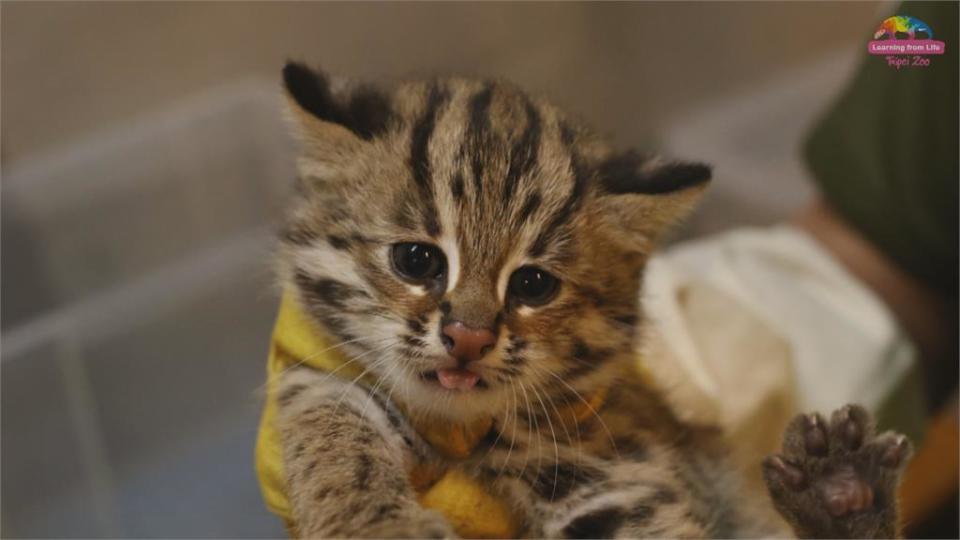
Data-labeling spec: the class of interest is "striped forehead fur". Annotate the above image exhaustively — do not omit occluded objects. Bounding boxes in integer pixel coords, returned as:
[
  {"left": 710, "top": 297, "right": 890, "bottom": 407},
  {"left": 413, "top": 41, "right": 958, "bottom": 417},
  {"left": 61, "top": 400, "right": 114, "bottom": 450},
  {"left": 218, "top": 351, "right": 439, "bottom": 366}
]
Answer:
[{"left": 392, "top": 78, "right": 583, "bottom": 263}]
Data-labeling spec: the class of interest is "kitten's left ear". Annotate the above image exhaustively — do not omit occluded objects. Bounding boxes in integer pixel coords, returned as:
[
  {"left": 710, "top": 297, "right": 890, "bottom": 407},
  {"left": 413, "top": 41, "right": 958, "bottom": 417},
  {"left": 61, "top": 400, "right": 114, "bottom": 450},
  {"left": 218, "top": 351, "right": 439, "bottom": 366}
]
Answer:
[
  {"left": 282, "top": 62, "right": 393, "bottom": 163},
  {"left": 593, "top": 151, "right": 712, "bottom": 248}
]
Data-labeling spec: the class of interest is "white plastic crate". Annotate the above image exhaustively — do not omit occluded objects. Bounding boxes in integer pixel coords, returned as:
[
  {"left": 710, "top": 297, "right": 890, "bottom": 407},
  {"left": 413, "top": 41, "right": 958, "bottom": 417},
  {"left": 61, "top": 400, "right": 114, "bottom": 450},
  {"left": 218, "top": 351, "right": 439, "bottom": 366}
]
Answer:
[{"left": 2, "top": 79, "right": 294, "bottom": 537}]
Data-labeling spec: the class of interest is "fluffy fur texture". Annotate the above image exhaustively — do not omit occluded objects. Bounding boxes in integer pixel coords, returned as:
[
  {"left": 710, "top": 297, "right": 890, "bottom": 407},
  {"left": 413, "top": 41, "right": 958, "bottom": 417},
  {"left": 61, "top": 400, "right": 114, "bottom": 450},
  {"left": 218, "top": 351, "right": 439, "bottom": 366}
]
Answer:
[{"left": 271, "top": 63, "right": 910, "bottom": 538}]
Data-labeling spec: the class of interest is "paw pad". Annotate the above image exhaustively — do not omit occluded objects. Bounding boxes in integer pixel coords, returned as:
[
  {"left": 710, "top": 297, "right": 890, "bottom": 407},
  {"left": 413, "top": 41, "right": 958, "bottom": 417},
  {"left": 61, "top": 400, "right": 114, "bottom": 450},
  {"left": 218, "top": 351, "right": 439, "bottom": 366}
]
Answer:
[
  {"left": 820, "top": 466, "right": 874, "bottom": 517},
  {"left": 763, "top": 404, "right": 912, "bottom": 538}
]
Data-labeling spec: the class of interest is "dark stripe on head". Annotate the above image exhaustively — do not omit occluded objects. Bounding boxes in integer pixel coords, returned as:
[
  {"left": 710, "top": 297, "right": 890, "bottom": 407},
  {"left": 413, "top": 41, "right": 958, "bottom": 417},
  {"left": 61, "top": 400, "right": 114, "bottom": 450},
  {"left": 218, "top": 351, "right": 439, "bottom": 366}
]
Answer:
[
  {"left": 423, "top": 207, "right": 441, "bottom": 237},
  {"left": 345, "top": 86, "right": 394, "bottom": 140},
  {"left": 467, "top": 83, "right": 495, "bottom": 197},
  {"left": 502, "top": 100, "right": 542, "bottom": 204},
  {"left": 529, "top": 137, "right": 590, "bottom": 257},
  {"left": 409, "top": 83, "right": 449, "bottom": 237},
  {"left": 451, "top": 172, "right": 465, "bottom": 203},
  {"left": 517, "top": 191, "right": 542, "bottom": 225},
  {"left": 393, "top": 202, "right": 418, "bottom": 231}
]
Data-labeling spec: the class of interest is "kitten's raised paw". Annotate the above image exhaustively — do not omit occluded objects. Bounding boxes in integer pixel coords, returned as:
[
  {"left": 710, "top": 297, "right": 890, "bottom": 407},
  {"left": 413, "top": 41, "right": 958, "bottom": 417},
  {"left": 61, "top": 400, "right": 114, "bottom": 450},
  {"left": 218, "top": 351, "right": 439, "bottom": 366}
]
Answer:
[{"left": 762, "top": 404, "right": 911, "bottom": 539}]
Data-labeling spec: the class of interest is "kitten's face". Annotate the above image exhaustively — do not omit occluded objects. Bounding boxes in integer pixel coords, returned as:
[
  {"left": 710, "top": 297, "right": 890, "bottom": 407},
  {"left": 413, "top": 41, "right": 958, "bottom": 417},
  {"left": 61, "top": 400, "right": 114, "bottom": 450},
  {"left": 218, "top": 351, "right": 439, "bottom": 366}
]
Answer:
[{"left": 278, "top": 64, "right": 709, "bottom": 421}]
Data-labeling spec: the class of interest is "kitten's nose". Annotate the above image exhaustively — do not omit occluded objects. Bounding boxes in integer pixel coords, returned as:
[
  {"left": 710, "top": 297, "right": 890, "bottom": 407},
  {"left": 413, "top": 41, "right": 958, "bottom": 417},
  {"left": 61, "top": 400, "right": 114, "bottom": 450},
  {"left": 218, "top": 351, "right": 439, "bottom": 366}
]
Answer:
[{"left": 441, "top": 322, "right": 497, "bottom": 365}]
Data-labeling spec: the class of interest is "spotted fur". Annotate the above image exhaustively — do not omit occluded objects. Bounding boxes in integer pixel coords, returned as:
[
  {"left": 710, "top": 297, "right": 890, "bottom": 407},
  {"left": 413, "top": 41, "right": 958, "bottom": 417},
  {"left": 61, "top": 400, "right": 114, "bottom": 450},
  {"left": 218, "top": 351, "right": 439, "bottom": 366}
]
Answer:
[{"left": 271, "top": 63, "right": 908, "bottom": 538}]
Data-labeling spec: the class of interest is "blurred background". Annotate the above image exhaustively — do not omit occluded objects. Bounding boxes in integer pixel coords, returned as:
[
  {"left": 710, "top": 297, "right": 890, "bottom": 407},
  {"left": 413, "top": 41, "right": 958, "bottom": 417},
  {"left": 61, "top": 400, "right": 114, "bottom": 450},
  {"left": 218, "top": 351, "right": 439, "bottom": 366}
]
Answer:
[{"left": 2, "top": 1, "right": 952, "bottom": 538}]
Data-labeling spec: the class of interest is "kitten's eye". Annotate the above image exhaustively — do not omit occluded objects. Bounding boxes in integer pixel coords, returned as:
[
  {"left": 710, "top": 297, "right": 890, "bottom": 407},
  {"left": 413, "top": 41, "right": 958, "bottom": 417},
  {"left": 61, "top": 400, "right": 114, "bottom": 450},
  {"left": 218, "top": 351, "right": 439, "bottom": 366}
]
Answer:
[
  {"left": 391, "top": 243, "right": 446, "bottom": 281},
  {"left": 508, "top": 266, "right": 559, "bottom": 306}
]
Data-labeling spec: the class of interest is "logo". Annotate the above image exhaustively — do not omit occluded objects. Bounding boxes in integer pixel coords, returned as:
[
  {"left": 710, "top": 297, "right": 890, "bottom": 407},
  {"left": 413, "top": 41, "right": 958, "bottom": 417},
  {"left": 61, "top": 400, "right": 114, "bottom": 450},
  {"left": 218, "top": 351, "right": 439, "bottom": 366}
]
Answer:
[{"left": 867, "top": 16, "right": 946, "bottom": 69}]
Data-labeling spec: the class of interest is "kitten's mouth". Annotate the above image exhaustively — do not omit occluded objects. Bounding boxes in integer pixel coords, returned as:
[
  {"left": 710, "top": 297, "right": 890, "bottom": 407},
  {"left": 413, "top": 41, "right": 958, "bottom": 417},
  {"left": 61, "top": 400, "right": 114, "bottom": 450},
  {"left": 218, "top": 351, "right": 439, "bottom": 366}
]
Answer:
[{"left": 421, "top": 369, "right": 488, "bottom": 391}]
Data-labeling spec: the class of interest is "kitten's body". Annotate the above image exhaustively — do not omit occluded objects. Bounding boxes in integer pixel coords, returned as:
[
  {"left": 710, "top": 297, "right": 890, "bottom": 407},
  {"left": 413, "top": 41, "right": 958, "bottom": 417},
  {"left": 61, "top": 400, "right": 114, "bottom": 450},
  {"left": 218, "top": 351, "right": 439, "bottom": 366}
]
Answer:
[{"left": 267, "top": 64, "right": 910, "bottom": 538}]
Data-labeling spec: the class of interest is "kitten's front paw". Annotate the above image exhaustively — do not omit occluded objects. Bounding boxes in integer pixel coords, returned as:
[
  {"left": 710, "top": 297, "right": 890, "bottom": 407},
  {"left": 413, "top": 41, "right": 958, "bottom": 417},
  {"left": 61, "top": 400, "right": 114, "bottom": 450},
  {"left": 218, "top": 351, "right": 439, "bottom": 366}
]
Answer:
[
  {"left": 762, "top": 404, "right": 912, "bottom": 539},
  {"left": 362, "top": 508, "right": 456, "bottom": 539}
]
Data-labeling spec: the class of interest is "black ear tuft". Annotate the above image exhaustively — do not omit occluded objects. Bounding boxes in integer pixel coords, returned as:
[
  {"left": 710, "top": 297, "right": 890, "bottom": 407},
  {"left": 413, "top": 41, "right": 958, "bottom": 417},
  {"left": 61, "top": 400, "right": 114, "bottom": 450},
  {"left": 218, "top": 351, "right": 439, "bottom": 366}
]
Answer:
[
  {"left": 283, "top": 62, "right": 339, "bottom": 123},
  {"left": 282, "top": 61, "right": 393, "bottom": 140},
  {"left": 599, "top": 151, "right": 712, "bottom": 195}
]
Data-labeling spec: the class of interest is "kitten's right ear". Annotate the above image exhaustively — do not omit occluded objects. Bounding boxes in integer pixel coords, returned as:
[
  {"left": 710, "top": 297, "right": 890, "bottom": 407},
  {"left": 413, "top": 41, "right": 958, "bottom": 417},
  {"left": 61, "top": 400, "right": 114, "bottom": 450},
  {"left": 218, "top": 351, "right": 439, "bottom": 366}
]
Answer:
[
  {"left": 282, "top": 62, "right": 392, "bottom": 161},
  {"left": 592, "top": 152, "right": 712, "bottom": 251}
]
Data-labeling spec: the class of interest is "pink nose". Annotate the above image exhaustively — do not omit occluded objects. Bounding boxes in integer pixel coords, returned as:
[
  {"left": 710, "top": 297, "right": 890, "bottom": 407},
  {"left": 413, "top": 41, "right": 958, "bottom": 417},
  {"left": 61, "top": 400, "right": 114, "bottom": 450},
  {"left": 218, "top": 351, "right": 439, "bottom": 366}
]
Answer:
[{"left": 441, "top": 322, "right": 497, "bottom": 364}]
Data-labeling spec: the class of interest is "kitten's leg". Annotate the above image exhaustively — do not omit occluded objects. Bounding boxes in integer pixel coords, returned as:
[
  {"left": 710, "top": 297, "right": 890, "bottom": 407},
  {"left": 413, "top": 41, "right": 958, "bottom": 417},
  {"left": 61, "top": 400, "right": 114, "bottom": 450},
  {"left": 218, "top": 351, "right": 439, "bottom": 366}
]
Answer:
[
  {"left": 276, "top": 367, "right": 453, "bottom": 538},
  {"left": 484, "top": 444, "right": 710, "bottom": 538},
  {"left": 545, "top": 474, "right": 710, "bottom": 539},
  {"left": 763, "top": 404, "right": 912, "bottom": 539}
]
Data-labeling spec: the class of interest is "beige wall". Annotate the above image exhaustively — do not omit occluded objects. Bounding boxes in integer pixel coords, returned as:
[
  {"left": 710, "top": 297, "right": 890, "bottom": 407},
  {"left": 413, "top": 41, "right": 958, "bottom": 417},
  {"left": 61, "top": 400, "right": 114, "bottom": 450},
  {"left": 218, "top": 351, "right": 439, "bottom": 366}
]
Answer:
[{"left": 2, "top": 1, "right": 880, "bottom": 166}]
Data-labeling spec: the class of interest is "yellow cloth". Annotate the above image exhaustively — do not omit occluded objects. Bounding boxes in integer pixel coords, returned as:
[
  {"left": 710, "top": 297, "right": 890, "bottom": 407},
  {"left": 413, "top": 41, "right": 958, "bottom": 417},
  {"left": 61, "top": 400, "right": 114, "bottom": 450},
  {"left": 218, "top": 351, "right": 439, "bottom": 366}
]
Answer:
[{"left": 256, "top": 292, "right": 520, "bottom": 538}]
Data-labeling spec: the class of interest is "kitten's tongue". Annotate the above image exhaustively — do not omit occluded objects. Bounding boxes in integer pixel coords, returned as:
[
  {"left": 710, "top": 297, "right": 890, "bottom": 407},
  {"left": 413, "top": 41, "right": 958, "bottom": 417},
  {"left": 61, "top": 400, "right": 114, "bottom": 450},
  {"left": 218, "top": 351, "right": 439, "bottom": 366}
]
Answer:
[{"left": 436, "top": 368, "right": 479, "bottom": 391}]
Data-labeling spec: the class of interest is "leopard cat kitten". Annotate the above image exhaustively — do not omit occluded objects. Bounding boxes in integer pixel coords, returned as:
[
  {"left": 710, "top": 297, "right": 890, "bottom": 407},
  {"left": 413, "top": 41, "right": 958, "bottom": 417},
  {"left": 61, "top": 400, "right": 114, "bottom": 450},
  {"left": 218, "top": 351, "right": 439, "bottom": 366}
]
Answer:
[{"left": 272, "top": 62, "right": 912, "bottom": 538}]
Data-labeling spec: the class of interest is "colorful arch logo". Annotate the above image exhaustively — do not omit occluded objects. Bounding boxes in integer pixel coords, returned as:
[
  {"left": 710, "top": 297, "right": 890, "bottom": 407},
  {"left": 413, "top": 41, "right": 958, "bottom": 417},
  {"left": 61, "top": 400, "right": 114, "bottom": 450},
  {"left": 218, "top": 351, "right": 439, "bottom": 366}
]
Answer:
[
  {"left": 868, "top": 15, "right": 946, "bottom": 66},
  {"left": 873, "top": 16, "right": 934, "bottom": 41}
]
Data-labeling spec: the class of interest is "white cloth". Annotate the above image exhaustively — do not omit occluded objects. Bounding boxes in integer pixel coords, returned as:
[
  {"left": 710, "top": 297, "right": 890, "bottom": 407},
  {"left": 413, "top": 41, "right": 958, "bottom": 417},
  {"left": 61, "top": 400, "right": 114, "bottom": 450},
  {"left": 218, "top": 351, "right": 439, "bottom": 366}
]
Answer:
[{"left": 640, "top": 225, "right": 924, "bottom": 456}]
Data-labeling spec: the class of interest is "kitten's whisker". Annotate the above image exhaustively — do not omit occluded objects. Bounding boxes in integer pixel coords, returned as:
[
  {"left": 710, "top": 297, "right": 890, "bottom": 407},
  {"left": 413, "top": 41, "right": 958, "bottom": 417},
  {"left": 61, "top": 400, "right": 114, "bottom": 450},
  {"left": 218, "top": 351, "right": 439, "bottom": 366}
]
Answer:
[
  {"left": 495, "top": 381, "right": 520, "bottom": 483},
  {"left": 329, "top": 356, "right": 390, "bottom": 418},
  {"left": 356, "top": 349, "right": 403, "bottom": 426},
  {"left": 525, "top": 363, "right": 577, "bottom": 450},
  {"left": 526, "top": 363, "right": 586, "bottom": 470},
  {"left": 517, "top": 381, "right": 541, "bottom": 483},
  {"left": 309, "top": 336, "right": 396, "bottom": 384},
  {"left": 328, "top": 343, "right": 398, "bottom": 417},
  {"left": 542, "top": 368, "right": 621, "bottom": 460},
  {"left": 328, "top": 351, "right": 390, "bottom": 411},
  {"left": 478, "top": 408, "right": 507, "bottom": 463},
  {"left": 552, "top": 383, "right": 585, "bottom": 468},
  {"left": 479, "top": 377, "right": 519, "bottom": 464},
  {"left": 256, "top": 335, "right": 392, "bottom": 393},
  {"left": 530, "top": 384, "right": 561, "bottom": 502},
  {"left": 547, "top": 384, "right": 586, "bottom": 476}
]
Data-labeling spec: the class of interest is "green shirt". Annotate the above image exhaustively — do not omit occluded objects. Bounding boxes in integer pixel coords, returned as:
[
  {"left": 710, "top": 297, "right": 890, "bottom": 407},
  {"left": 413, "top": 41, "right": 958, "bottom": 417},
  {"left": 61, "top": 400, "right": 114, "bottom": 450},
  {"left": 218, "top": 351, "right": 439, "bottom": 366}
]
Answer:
[{"left": 804, "top": 1, "right": 958, "bottom": 298}]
